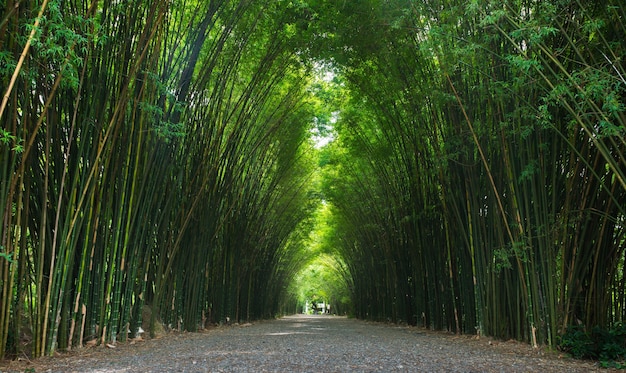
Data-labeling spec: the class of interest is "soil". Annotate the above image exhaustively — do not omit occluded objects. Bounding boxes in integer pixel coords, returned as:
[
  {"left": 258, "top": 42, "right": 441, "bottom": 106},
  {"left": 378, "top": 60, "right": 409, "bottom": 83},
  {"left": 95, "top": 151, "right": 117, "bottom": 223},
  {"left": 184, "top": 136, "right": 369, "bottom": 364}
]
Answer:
[{"left": 0, "top": 315, "right": 613, "bottom": 372}]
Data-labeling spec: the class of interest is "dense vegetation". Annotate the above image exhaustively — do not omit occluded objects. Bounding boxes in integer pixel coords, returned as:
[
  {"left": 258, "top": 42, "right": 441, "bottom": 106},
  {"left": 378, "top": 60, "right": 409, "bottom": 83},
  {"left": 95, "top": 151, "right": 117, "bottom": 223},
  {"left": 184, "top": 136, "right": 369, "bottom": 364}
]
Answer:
[
  {"left": 0, "top": 0, "right": 323, "bottom": 358},
  {"left": 316, "top": 0, "right": 626, "bottom": 344},
  {"left": 1, "top": 0, "right": 625, "bottom": 362}
]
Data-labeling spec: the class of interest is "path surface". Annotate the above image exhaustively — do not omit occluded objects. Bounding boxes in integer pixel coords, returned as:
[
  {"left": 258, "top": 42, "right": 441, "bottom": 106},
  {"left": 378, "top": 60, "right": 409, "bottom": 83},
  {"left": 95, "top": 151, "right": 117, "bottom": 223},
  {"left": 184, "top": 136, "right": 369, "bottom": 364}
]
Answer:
[{"left": 1, "top": 315, "right": 604, "bottom": 372}]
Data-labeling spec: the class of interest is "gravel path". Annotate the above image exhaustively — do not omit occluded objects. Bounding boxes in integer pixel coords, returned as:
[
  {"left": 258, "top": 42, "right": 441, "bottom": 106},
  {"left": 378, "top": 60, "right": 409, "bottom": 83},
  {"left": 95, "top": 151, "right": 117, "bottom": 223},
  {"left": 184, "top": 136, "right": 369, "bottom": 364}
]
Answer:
[{"left": 1, "top": 315, "right": 606, "bottom": 372}]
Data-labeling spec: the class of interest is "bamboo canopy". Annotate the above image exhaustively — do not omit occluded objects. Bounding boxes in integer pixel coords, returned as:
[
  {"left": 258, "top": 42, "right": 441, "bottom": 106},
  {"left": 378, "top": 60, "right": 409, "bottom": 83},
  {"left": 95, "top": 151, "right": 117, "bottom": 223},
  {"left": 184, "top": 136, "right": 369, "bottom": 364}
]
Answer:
[{"left": 1, "top": 0, "right": 625, "bottom": 359}]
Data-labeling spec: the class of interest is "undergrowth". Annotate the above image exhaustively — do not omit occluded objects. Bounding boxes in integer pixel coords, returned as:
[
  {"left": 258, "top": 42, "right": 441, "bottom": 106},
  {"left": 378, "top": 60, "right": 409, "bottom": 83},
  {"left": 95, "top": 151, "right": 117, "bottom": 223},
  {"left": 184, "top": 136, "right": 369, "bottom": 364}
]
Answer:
[{"left": 558, "top": 323, "right": 626, "bottom": 369}]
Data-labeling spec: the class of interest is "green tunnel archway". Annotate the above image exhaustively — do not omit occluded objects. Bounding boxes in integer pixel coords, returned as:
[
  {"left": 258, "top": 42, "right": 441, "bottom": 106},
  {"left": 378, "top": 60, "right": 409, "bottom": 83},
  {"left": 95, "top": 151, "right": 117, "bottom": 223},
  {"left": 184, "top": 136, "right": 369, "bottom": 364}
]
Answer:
[{"left": 1, "top": 0, "right": 625, "bottom": 359}]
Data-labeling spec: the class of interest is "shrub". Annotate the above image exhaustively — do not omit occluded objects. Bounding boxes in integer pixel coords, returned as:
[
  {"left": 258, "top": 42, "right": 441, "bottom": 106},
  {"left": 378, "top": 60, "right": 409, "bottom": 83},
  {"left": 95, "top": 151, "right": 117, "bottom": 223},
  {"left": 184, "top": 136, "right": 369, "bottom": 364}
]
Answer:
[{"left": 558, "top": 324, "right": 626, "bottom": 368}]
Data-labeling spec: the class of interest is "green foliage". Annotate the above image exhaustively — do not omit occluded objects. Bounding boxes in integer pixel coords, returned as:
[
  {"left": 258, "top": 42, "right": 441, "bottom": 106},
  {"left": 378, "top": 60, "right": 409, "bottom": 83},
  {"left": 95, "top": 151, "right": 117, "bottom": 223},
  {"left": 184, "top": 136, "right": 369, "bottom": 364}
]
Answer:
[
  {"left": 0, "top": 245, "right": 14, "bottom": 263},
  {"left": 286, "top": 200, "right": 352, "bottom": 315},
  {"left": 492, "top": 247, "right": 512, "bottom": 273},
  {"left": 2, "top": 0, "right": 626, "bottom": 360},
  {"left": 0, "top": 128, "right": 22, "bottom": 153},
  {"left": 290, "top": 254, "right": 351, "bottom": 314},
  {"left": 558, "top": 325, "right": 595, "bottom": 359},
  {"left": 29, "top": 0, "right": 93, "bottom": 89},
  {"left": 558, "top": 324, "right": 626, "bottom": 367},
  {"left": 0, "top": 50, "right": 17, "bottom": 77},
  {"left": 0, "top": 0, "right": 326, "bottom": 358}
]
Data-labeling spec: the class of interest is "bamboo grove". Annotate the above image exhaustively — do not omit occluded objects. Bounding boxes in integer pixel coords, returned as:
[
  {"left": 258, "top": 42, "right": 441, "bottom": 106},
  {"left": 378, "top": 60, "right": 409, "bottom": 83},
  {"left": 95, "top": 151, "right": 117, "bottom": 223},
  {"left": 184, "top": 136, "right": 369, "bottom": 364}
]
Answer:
[
  {"left": 1, "top": 0, "right": 626, "bottom": 360},
  {"left": 0, "top": 0, "right": 322, "bottom": 358},
  {"left": 314, "top": 0, "right": 626, "bottom": 348}
]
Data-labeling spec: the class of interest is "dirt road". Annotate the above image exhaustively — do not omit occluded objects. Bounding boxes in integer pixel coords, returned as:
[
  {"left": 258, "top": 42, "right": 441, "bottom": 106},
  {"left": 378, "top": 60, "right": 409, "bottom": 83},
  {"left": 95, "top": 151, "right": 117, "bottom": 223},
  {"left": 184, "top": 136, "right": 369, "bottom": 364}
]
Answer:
[{"left": 0, "top": 315, "right": 603, "bottom": 372}]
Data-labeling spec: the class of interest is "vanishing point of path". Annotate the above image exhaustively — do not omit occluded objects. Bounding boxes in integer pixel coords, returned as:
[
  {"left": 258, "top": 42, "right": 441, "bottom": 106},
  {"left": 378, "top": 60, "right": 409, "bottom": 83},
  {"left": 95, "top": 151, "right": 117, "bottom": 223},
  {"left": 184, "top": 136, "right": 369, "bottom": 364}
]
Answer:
[{"left": 1, "top": 315, "right": 605, "bottom": 372}]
